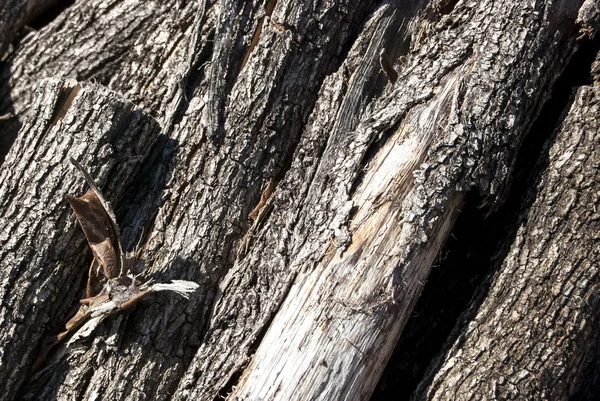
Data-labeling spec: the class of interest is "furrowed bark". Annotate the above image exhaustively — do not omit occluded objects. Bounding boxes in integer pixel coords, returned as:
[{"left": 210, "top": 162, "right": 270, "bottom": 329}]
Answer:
[
  {"left": 0, "top": 0, "right": 63, "bottom": 159},
  {"left": 19, "top": 0, "right": 381, "bottom": 399},
  {"left": 0, "top": 78, "right": 160, "bottom": 399},
  {"left": 0, "top": 0, "right": 214, "bottom": 164},
  {"left": 570, "top": 49, "right": 600, "bottom": 401},
  {"left": 414, "top": 49, "right": 600, "bottom": 401},
  {"left": 174, "top": 4, "right": 419, "bottom": 398},
  {"left": 1, "top": 0, "right": 597, "bottom": 400}
]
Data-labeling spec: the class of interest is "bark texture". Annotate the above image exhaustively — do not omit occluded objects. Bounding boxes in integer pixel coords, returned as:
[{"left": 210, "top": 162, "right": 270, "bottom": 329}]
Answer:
[
  {"left": 0, "top": 0, "right": 597, "bottom": 400},
  {"left": 414, "top": 52, "right": 600, "bottom": 400},
  {"left": 0, "top": 0, "right": 59, "bottom": 55},
  {"left": 220, "top": 1, "right": 590, "bottom": 400},
  {"left": 0, "top": 0, "right": 62, "bottom": 158},
  {"left": 0, "top": 78, "right": 160, "bottom": 397}
]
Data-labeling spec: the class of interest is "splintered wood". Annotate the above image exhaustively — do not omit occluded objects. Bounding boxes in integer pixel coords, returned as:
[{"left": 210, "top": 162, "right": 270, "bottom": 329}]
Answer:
[{"left": 229, "top": 69, "right": 466, "bottom": 401}]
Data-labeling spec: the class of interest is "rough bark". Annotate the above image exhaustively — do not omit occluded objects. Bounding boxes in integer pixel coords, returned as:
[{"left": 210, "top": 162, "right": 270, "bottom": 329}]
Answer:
[
  {"left": 0, "top": 0, "right": 63, "bottom": 158},
  {"left": 0, "top": 0, "right": 213, "bottom": 164},
  {"left": 569, "top": 52, "right": 600, "bottom": 401},
  {"left": 414, "top": 51, "right": 600, "bottom": 401},
  {"left": 5, "top": 0, "right": 382, "bottom": 399},
  {"left": 0, "top": 77, "right": 160, "bottom": 398},
  {"left": 0, "top": 0, "right": 597, "bottom": 400}
]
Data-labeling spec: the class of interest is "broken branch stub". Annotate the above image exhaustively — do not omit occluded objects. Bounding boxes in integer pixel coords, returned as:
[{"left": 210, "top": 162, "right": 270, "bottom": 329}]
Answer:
[{"left": 35, "top": 160, "right": 200, "bottom": 373}]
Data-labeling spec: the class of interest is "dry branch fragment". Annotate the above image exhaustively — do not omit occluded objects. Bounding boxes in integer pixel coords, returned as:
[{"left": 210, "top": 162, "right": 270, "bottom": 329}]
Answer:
[
  {"left": 33, "top": 160, "right": 199, "bottom": 375},
  {"left": 248, "top": 178, "right": 277, "bottom": 222}
]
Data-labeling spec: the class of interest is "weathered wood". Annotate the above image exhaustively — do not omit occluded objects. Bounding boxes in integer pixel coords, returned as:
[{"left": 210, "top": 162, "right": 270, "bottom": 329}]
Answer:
[
  {"left": 174, "top": 3, "right": 426, "bottom": 399},
  {"left": 568, "top": 49, "right": 600, "bottom": 401},
  {"left": 1, "top": 0, "right": 598, "bottom": 400},
  {"left": 0, "top": 0, "right": 62, "bottom": 159},
  {"left": 0, "top": 77, "right": 160, "bottom": 398},
  {"left": 12, "top": 0, "right": 383, "bottom": 399},
  {"left": 413, "top": 50, "right": 600, "bottom": 400}
]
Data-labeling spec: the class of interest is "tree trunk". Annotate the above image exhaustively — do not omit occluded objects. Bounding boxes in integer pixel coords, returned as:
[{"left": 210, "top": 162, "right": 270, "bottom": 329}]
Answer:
[
  {"left": 0, "top": 78, "right": 161, "bottom": 398},
  {"left": 0, "top": 0, "right": 598, "bottom": 400}
]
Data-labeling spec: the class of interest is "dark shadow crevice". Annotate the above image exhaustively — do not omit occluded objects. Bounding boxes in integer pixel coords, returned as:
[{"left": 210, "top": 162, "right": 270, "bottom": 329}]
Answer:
[
  {"left": 27, "top": 0, "right": 76, "bottom": 31},
  {"left": 0, "top": 57, "right": 17, "bottom": 166}
]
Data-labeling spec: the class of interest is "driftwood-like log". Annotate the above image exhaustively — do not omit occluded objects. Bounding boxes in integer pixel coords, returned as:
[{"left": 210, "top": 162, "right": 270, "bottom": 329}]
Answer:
[
  {"left": 0, "top": 0, "right": 598, "bottom": 400},
  {"left": 0, "top": 77, "right": 160, "bottom": 397},
  {"left": 413, "top": 51, "right": 600, "bottom": 400}
]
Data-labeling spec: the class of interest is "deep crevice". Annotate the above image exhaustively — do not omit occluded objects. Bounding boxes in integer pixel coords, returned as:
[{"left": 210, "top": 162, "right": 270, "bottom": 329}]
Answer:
[
  {"left": 233, "top": 0, "right": 385, "bottom": 232},
  {"left": 370, "top": 34, "right": 600, "bottom": 401},
  {"left": 27, "top": 0, "right": 76, "bottom": 31},
  {"left": 437, "top": 0, "right": 459, "bottom": 16},
  {"left": 172, "top": 28, "right": 215, "bottom": 128},
  {"left": 213, "top": 368, "right": 245, "bottom": 401}
]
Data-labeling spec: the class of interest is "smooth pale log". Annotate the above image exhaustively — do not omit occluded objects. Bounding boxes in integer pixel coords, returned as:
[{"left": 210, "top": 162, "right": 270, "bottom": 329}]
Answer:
[{"left": 228, "top": 70, "right": 466, "bottom": 401}]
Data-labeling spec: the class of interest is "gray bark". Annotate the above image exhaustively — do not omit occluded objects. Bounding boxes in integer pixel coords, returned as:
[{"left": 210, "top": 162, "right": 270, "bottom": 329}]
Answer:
[
  {"left": 0, "top": 0, "right": 209, "bottom": 163},
  {"left": 0, "top": 0, "right": 61, "bottom": 158},
  {"left": 0, "top": 78, "right": 160, "bottom": 397},
  {"left": 217, "top": 1, "right": 593, "bottom": 399},
  {"left": 414, "top": 50, "right": 600, "bottom": 401},
  {"left": 0, "top": 0, "right": 597, "bottom": 400}
]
